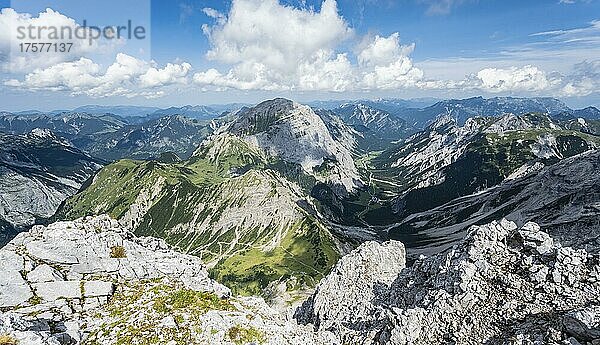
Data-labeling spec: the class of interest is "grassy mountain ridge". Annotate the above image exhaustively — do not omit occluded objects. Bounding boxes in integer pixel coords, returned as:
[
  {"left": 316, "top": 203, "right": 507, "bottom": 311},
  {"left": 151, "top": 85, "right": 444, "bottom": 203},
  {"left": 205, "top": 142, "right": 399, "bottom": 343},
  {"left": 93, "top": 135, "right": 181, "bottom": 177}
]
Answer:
[
  {"left": 56, "top": 133, "right": 341, "bottom": 296},
  {"left": 354, "top": 113, "right": 600, "bottom": 226}
]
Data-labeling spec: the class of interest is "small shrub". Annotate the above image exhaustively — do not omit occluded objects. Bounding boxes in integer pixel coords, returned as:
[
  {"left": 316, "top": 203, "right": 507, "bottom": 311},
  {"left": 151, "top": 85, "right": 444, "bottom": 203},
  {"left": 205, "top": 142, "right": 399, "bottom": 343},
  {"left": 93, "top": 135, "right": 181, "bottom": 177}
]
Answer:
[
  {"left": 28, "top": 295, "right": 42, "bottom": 305},
  {"left": 110, "top": 246, "right": 126, "bottom": 258},
  {"left": 227, "top": 326, "right": 264, "bottom": 345},
  {"left": 0, "top": 334, "right": 18, "bottom": 345}
]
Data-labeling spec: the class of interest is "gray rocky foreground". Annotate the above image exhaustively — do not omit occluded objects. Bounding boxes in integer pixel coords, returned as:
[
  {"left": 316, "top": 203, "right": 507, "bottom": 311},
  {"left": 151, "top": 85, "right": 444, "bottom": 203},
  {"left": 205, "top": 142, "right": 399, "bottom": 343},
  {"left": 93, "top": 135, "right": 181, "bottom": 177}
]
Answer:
[
  {"left": 0, "top": 215, "right": 328, "bottom": 344},
  {"left": 297, "top": 219, "right": 600, "bottom": 344},
  {"left": 2, "top": 215, "right": 600, "bottom": 344}
]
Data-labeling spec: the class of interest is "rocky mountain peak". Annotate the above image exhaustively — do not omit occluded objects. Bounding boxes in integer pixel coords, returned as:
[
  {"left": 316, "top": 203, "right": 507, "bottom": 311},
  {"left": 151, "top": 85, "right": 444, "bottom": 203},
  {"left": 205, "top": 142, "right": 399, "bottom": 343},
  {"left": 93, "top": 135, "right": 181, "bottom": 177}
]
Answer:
[
  {"left": 29, "top": 128, "right": 58, "bottom": 139},
  {"left": 429, "top": 113, "right": 459, "bottom": 131},
  {"left": 338, "top": 103, "right": 395, "bottom": 126},
  {"left": 228, "top": 98, "right": 296, "bottom": 135},
  {"left": 219, "top": 98, "right": 362, "bottom": 193}
]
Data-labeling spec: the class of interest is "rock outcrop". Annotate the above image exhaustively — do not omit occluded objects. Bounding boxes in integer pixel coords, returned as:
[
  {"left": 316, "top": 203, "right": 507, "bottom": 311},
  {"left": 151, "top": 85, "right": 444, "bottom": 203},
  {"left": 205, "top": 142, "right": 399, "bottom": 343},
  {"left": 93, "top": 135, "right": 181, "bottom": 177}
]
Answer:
[
  {"left": 0, "top": 215, "right": 331, "bottom": 345},
  {"left": 0, "top": 215, "right": 228, "bottom": 343},
  {"left": 296, "top": 241, "right": 406, "bottom": 340},
  {"left": 298, "top": 219, "right": 600, "bottom": 344},
  {"left": 4, "top": 214, "right": 600, "bottom": 344}
]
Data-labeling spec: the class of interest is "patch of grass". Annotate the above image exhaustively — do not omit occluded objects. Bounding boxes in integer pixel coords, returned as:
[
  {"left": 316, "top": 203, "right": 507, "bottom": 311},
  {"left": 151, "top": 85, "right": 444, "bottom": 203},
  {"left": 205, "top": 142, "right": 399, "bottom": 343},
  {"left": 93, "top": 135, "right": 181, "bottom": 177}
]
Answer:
[
  {"left": 106, "top": 281, "right": 152, "bottom": 318},
  {"left": 210, "top": 217, "right": 339, "bottom": 296},
  {"left": 28, "top": 295, "right": 42, "bottom": 305},
  {"left": 90, "top": 280, "right": 236, "bottom": 345},
  {"left": 0, "top": 334, "right": 18, "bottom": 345},
  {"left": 110, "top": 246, "right": 127, "bottom": 258},
  {"left": 152, "top": 288, "right": 233, "bottom": 315},
  {"left": 185, "top": 135, "right": 265, "bottom": 186},
  {"left": 227, "top": 326, "right": 264, "bottom": 345}
]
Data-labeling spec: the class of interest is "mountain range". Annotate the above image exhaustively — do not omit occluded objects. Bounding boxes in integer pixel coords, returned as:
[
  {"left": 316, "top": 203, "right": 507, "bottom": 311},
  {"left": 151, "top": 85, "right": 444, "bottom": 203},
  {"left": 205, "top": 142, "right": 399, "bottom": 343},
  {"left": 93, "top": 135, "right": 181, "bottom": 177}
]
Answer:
[
  {"left": 1, "top": 96, "right": 600, "bottom": 344},
  {"left": 0, "top": 112, "right": 214, "bottom": 161},
  {"left": 362, "top": 112, "right": 599, "bottom": 225}
]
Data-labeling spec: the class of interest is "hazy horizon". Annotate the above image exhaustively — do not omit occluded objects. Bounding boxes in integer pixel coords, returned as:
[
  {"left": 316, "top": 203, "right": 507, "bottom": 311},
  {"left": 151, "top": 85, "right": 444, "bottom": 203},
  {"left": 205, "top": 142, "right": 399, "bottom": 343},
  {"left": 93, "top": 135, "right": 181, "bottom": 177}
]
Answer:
[{"left": 1, "top": 0, "right": 599, "bottom": 111}]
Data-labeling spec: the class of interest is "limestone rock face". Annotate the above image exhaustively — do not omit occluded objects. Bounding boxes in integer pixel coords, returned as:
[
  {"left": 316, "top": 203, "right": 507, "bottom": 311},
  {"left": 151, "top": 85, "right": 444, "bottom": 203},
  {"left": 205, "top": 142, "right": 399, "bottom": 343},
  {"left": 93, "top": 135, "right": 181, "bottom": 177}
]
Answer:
[
  {"left": 0, "top": 215, "right": 230, "bottom": 344},
  {"left": 298, "top": 219, "right": 600, "bottom": 344},
  {"left": 0, "top": 215, "right": 334, "bottom": 345},
  {"left": 296, "top": 240, "right": 406, "bottom": 340}
]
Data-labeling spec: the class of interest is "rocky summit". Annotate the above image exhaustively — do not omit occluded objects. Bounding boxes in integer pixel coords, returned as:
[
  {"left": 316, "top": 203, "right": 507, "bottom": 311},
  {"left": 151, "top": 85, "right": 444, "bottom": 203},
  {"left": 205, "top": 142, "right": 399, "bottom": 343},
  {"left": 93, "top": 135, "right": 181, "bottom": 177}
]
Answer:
[
  {"left": 0, "top": 215, "right": 333, "bottom": 345},
  {"left": 2, "top": 215, "right": 599, "bottom": 344},
  {"left": 297, "top": 219, "right": 600, "bottom": 344}
]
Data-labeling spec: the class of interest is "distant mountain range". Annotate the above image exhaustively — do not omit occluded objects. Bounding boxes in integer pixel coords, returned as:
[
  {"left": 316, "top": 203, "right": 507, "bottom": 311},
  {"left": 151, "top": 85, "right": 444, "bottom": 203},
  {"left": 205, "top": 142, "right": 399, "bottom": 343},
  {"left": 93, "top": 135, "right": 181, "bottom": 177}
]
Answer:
[
  {"left": 72, "top": 105, "right": 161, "bottom": 117},
  {"left": 307, "top": 97, "right": 439, "bottom": 111},
  {"left": 319, "top": 96, "right": 600, "bottom": 131},
  {"left": 5, "top": 96, "right": 598, "bottom": 128},
  {"left": 0, "top": 112, "right": 214, "bottom": 161},
  {"left": 330, "top": 103, "right": 412, "bottom": 150},
  {"left": 9, "top": 103, "right": 250, "bottom": 120},
  {"left": 392, "top": 96, "right": 584, "bottom": 127},
  {"left": 2, "top": 96, "right": 600, "bottom": 344}
]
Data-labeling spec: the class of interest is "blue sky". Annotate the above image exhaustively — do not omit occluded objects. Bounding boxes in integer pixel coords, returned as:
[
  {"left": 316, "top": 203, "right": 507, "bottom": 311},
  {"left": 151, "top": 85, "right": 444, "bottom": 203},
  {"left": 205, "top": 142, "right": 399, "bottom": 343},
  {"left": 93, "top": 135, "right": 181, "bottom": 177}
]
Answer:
[
  {"left": 152, "top": 0, "right": 598, "bottom": 59},
  {"left": 0, "top": 0, "right": 599, "bottom": 110}
]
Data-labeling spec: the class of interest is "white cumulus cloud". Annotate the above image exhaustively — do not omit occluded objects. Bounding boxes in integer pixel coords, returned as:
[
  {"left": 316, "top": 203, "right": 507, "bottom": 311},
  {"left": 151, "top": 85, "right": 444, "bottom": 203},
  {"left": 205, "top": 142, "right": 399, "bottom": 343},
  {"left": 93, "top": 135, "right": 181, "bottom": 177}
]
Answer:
[
  {"left": 357, "top": 33, "right": 423, "bottom": 89},
  {"left": 6, "top": 53, "right": 191, "bottom": 98},
  {"left": 473, "top": 65, "right": 560, "bottom": 93},
  {"left": 0, "top": 8, "right": 119, "bottom": 73},
  {"left": 194, "top": 0, "right": 423, "bottom": 92},
  {"left": 560, "top": 60, "right": 600, "bottom": 97},
  {"left": 139, "top": 62, "right": 192, "bottom": 88},
  {"left": 196, "top": 0, "right": 354, "bottom": 91},
  {"left": 203, "top": 0, "right": 351, "bottom": 71}
]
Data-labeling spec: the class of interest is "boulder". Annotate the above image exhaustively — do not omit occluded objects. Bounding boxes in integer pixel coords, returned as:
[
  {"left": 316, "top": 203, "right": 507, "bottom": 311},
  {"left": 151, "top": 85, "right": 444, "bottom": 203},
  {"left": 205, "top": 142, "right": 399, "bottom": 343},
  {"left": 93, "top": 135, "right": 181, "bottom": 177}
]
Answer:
[
  {"left": 0, "top": 249, "right": 32, "bottom": 308},
  {"left": 296, "top": 240, "right": 406, "bottom": 340},
  {"left": 33, "top": 281, "right": 81, "bottom": 302},
  {"left": 27, "top": 264, "right": 63, "bottom": 283}
]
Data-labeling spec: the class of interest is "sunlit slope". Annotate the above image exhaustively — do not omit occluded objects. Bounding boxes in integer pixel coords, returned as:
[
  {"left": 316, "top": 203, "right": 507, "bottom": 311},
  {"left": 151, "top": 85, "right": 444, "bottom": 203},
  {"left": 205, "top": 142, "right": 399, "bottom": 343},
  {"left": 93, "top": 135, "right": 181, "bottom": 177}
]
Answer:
[{"left": 57, "top": 134, "right": 340, "bottom": 295}]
